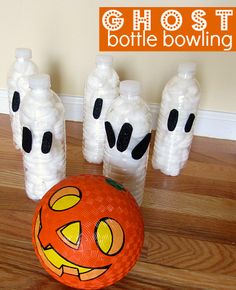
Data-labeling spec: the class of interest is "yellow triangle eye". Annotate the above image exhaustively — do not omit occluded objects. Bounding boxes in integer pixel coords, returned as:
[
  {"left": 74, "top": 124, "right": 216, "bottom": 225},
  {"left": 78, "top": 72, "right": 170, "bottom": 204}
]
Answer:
[
  {"left": 58, "top": 221, "right": 81, "bottom": 249},
  {"left": 95, "top": 218, "right": 124, "bottom": 256}
]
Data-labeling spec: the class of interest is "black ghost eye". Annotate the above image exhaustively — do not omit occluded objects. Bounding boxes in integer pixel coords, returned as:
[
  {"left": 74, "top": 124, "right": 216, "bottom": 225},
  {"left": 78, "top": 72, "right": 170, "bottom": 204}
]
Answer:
[
  {"left": 12, "top": 91, "right": 20, "bottom": 112},
  {"left": 117, "top": 123, "right": 133, "bottom": 152},
  {"left": 93, "top": 98, "right": 103, "bottom": 119},
  {"left": 185, "top": 113, "right": 195, "bottom": 133},
  {"left": 22, "top": 127, "right": 32, "bottom": 153},
  {"left": 167, "top": 109, "right": 179, "bottom": 131},
  {"left": 105, "top": 121, "right": 116, "bottom": 148},
  {"left": 132, "top": 133, "right": 152, "bottom": 160},
  {"left": 41, "top": 131, "right": 53, "bottom": 154}
]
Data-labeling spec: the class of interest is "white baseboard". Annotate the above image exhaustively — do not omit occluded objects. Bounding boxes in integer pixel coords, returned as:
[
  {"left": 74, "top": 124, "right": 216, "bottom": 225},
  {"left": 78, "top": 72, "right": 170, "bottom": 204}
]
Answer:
[{"left": 1, "top": 89, "right": 235, "bottom": 140}]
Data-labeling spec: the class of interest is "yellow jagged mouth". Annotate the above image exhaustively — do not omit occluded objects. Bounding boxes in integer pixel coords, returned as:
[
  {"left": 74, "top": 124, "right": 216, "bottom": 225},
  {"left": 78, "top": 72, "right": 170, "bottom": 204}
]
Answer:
[
  {"left": 41, "top": 245, "right": 110, "bottom": 281},
  {"left": 35, "top": 212, "right": 110, "bottom": 281}
]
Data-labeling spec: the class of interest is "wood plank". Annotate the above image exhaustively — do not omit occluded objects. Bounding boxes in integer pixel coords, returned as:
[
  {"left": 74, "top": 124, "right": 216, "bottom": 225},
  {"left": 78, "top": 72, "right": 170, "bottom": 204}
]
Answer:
[
  {"left": 146, "top": 174, "right": 236, "bottom": 200},
  {"left": 146, "top": 232, "right": 236, "bottom": 275},
  {"left": 0, "top": 113, "right": 236, "bottom": 289},
  {"left": 143, "top": 187, "right": 236, "bottom": 222},
  {"left": 131, "top": 261, "right": 236, "bottom": 290},
  {"left": 142, "top": 207, "right": 236, "bottom": 245},
  {"left": 183, "top": 160, "right": 236, "bottom": 182},
  {"left": 191, "top": 136, "right": 236, "bottom": 154}
]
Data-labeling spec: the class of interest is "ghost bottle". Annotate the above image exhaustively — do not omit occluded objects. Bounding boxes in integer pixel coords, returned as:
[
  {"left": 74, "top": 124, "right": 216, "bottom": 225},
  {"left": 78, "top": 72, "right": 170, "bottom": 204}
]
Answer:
[
  {"left": 152, "top": 63, "right": 201, "bottom": 176},
  {"left": 82, "top": 54, "right": 119, "bottom": 164},
  {"left": 7, "top": 48, "right": 38, "bottom": 149},
  {"left": 103, "top": 80, "right": 152, "bottom": 206},
  {"left": 20, "top": 74, "right": 66, "bottom": 200}
]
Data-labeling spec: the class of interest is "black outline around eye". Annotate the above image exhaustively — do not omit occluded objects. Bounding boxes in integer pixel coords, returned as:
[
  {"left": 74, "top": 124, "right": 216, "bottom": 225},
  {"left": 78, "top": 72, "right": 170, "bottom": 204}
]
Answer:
[
  {"left": 185, "top": 113, "right": 195, "bottom": 133},
  {"left": 167, "top": 109, "right": 179, "bottom": 131},
  {"left": 117, "top": 123, "right": 133, "bottom": 152},
  {"left": 12, "top": 91, "right": 20, "bottom": 112},
  {"left": 22, "top": 127, "right": 32, "bottom": 153},
  {"left": 93, "top": 98, "right": 103, "bottom": 119},
  {"left": 49, "top": 186, "right": 82, "bottom": 211},
  {"left": 105, "top": 121, "right": 116, "bottom": 148},
  {"left": 94, "top": 217, "right": 125, "bottom": 256},
  {"left": 41, "top": 131, "right": 53, "bottom": 154}
]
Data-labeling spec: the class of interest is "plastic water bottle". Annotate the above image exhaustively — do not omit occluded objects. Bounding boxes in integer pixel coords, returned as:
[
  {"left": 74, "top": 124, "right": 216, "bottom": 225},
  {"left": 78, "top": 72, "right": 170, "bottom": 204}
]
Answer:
[
  {"left": 20, "top": 74, "right": 66, "bottom": 200},
  {"left": 7, "top": 48, "right": 38, "bottom": 149},
  {"left": 82, "top": 54, "right": 119, "bottom": 164},
  {"left": 103, "top": 80, "right": 152, "bottom": 206},
  {"left": 152, "top": 62, "right": 201, "bottom": 176}
]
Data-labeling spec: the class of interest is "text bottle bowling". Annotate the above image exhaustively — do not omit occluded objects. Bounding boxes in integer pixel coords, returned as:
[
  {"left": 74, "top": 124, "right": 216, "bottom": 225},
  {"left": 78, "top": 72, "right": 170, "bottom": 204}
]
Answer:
[
  {"left": 103, "top": 80, "right": 152, "bottom": 206},
  {"left": 20, "top": 74, "right": 66, "bottom": 200},
  {"left": 152, "top": 63, "right": 201, "bottom": 176},
  {"left": 82, "top": 55, "right": 119, "bottom": 164},
  {"left": 7, "top": 48, "right": 38, "bottom": 149}
]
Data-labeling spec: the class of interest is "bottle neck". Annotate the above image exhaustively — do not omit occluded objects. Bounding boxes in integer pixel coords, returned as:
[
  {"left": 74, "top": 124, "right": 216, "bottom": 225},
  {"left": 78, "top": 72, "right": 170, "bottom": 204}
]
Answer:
[
  {"left": 16, "top": 57, "right": 30, "bottom": 63},
  {"left": 121, "top": 93, "right": 140, "bottom": 101},
  {"left": 178, "top": 72, "right": 195, "bottom": 80},
  {"left": 96, "top": 64, "right": 112, "bottom": 70},
  {"left": 31, "top": 88, "right": 52, "bottom": 100}
]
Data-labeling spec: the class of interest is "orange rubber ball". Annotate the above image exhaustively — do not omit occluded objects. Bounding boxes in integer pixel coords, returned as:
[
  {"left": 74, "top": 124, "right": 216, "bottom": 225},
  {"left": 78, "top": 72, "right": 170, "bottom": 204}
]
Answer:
[{"left": 32, "top": 175, "right": 144, "bottom": 289}]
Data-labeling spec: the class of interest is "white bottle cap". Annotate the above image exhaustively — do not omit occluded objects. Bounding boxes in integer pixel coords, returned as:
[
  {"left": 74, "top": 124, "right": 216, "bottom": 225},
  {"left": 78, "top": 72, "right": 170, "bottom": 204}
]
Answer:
[
  {"left": 15, "top": 48, "right": 32, "bottom": 59},
  {"left": 96, "top": 54, "right": 113, "bottom": 66},
  {"left": 29, "top": 74, "right": 51, "bottom": 90},
  {"left": 120, "top": 80, "right": 141, "bottom": 97},
  {"left": 178, "top": 62, "right": 197, "bottom": 74}
]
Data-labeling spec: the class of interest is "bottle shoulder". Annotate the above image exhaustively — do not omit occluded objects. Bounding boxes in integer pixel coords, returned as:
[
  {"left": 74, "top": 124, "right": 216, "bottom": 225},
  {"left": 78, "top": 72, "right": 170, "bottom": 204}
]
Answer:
[
  {"left": 86, "top": 67, "right": 119, "bottom": 89},
  {"left": 108, "top": 95, "right": 149, "bottom": 110},
  {"left": 21, "top": 89, "right": 63, "bottom": 109},
  {"left": 7, "top": 60, "right": 38, "bottom": 88},
  {"left": 106, "top": 96, "right": 152, "bottom": 131},
  {"left": 8, "top": 59, "right": 38, "bottom": 76},
  {"left": 167, "top": 75, "right": 199, "bottom": 87},
  {"left": 163, "top": 75, "right": 200, "bottom": 99},
  {"left": 20, "top": 92, "right": 64, "bottom": 128}
]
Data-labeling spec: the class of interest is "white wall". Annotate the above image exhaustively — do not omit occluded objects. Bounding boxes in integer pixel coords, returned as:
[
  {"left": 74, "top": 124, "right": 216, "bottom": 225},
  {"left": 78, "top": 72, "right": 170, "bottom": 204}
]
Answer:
[{"left": 0, "top": 0, "right": 235, "bottom": 112}]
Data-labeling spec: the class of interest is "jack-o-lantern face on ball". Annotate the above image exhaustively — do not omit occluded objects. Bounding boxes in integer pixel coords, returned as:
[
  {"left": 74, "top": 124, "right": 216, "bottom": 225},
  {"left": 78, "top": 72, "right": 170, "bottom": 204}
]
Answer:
[{"left": 32, "top": 175, "right": 144, "bottom": 289}]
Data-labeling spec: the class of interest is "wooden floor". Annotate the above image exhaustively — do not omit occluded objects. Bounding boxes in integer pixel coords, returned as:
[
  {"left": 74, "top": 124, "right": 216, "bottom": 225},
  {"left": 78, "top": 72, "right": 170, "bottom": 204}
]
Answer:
[{"left": 0, "top": 113, "right": 236, "bottom": 290}]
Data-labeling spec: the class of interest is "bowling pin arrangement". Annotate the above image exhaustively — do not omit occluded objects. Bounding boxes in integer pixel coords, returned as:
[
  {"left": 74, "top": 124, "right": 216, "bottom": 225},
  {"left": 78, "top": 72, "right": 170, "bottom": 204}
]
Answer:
[{"left": 7, "top": 49, "right": 200, "bottom": 204}]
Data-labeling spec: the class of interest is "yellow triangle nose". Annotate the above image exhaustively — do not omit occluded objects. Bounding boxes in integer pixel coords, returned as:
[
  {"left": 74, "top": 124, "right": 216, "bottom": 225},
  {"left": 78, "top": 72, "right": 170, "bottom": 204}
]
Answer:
[{"left": 58, "top": 221, "right": 81, "bottom": 248}]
